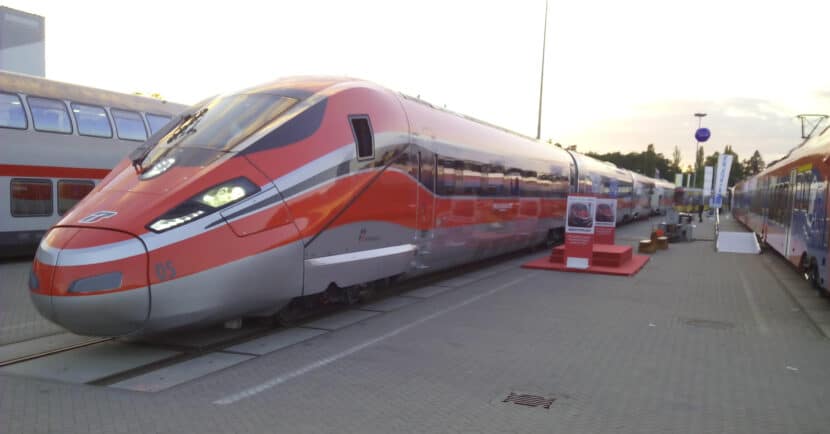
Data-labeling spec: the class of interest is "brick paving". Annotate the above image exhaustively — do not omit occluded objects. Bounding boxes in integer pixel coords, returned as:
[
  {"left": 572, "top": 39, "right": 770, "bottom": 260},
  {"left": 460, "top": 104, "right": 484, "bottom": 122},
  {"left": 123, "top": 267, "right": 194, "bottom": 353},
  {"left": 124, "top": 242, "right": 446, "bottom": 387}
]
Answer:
[{"left": 1, "top": 217, "right": 829, "bottom": 433}]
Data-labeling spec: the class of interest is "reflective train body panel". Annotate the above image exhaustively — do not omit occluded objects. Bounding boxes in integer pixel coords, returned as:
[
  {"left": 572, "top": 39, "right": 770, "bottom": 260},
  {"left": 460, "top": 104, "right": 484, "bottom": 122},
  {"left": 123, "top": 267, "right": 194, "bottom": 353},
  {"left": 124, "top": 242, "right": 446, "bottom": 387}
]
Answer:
[{"left": 30, "top": 77, "right": 675, "bottom": 336}]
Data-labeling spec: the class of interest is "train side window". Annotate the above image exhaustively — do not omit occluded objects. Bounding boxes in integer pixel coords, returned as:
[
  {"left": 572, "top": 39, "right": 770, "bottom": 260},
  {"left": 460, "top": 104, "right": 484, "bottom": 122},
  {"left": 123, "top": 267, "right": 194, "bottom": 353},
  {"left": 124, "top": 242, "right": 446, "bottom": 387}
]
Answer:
[
  {"left": 146, "top": 113, "right": 172, "bottom": 134},
  {"left": 57, "top": 180, "right": 95, "bottom": 215},
  {"left": 10, "top": 179, "right": 53, "bottom": 217},
  {"left": 27, "top": 96, "right": 72, "bottom": 134},
  {"left": 71, "top": 103, "right": 112, "bottom": 138},
  {"left": 0, "top": 92, "right": 27, "bottom": 129},
  {"left": 112, "top": 109, "right": 148, "bottom": 141},
  {"left": 349, "top": 115, "right": 374, "bottom": 160}
]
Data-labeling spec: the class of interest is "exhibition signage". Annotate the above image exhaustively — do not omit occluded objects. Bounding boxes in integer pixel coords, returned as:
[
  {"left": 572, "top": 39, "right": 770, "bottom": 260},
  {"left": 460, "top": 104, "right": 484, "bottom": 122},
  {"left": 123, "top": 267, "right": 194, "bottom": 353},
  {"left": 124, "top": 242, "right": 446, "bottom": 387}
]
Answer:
[
  {"left": 594, "top": 198, "right": 617, "bottom": 245},
  {"left": 712, "top": 154, "right": 733, "bottom": 208},
  {"left": 702, "top": 166, "right": 713, "bottom": 198},
  {"left": 565, "top": 195, "right": 596, "bottom": 269}
]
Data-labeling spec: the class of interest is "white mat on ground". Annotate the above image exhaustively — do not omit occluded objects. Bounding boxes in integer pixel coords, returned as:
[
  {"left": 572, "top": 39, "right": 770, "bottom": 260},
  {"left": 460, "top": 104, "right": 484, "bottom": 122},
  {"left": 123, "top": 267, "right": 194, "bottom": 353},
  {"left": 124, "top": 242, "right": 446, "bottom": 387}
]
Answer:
[{"left": 716, "top": 231, "right": 761, "bottom": 254}]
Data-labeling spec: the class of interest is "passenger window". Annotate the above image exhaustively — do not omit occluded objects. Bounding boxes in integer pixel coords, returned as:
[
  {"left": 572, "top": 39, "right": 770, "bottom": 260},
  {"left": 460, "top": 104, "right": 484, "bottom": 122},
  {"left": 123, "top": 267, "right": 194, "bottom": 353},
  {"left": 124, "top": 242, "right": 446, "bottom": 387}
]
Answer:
[
  {"left": 349, "top": 115, "right": 374, "bottom": 160},
  {"left": 0, "top": 92, "right": 27, "bottom": 129},
  {"left": 71, "top": 103, "right": 112, "bottom": 138},
  {"left": 28, "top": 96, "right": 72, "bottom": 134},
  {"left": 146, "top": 113, "right": 172, "bottom": 134},
  {"left": 10, "top": 179, "right": 53, "bottom": 217},
  {"left": 57, "top": 180, "right": 95, "bottom": 215},
  {"left": 112, "top": 109, "right": 147, "bottom": 141}
]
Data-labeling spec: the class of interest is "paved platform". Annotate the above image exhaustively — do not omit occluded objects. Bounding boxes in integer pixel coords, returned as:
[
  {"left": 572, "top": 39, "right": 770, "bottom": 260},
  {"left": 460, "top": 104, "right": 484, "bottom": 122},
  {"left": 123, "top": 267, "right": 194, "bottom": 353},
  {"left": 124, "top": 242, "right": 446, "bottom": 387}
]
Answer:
[{"left": 1, "top": 216, "right": 830, "bottom": 433}]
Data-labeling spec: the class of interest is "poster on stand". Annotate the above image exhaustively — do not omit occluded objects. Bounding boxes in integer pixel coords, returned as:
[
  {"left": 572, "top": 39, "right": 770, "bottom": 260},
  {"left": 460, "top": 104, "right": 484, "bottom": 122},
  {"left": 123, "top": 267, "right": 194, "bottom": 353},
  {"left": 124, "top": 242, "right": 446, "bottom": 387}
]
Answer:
[
  {"left": 565, "top": 196, "right": 596, "bottom": 269},
  {"left": 594, "top": 198, "right": 617, "bottom": 245}
]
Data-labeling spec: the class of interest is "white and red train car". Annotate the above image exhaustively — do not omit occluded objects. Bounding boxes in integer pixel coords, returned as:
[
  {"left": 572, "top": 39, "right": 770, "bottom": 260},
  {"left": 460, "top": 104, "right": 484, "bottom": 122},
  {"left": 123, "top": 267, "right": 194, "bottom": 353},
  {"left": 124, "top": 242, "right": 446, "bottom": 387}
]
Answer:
[
  {"left": 733, "top": 119, "right": 830, "bottom": 293},
  {"left": 0, "top": 71, "right": 186, "bottom": 257},
  {"left": 28, "top": 77, "right": 676, "bottom": 336}
]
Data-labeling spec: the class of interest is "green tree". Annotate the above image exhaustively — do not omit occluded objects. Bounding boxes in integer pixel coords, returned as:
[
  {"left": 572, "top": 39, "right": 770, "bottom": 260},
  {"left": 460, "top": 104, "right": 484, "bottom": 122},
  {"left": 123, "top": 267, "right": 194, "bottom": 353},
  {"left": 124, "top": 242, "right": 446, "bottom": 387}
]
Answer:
[
  {"left": 694, "top": 146, "right": 705, "bottom": 188},
  {"left": 742, "top": 150, "right": 765, "bottom": 176}
]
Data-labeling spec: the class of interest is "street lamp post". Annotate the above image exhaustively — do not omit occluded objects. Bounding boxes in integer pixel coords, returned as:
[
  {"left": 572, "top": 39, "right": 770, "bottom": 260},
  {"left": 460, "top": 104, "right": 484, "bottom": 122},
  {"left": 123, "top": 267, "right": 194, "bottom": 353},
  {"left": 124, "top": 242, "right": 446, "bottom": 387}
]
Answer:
[
  {"left": 692, "top": 113, "right": 707, "bottom": 188},
  {"left": 536, "top": 0, "right": 549, "bottom": 140}
]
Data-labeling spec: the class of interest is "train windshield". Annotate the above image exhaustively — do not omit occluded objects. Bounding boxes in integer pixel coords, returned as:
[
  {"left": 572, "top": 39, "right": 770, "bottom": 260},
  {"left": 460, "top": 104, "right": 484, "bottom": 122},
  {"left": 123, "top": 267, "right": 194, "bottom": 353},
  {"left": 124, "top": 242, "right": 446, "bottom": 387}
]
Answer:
[
  {"left": 153, "top": 93, "right": 296, "bottom": 152},
  {"left": 133, "top": 93, "right": 297, "bottom": 172}
]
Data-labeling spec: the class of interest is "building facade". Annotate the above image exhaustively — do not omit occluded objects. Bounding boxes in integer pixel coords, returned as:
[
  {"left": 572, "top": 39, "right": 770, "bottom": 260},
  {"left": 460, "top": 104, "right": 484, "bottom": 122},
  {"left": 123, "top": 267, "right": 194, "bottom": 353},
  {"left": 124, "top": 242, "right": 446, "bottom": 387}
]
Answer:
[{"left": 0, "top": 6, "right": 45, "bottom": 77}]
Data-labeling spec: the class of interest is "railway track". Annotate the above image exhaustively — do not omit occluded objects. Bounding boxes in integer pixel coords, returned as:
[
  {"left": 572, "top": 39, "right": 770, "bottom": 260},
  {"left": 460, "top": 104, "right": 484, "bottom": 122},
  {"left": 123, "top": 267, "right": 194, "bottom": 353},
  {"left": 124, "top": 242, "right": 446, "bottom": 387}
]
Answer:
[{"left": 0, "top": 337, "right": 112, "bottom": 368}]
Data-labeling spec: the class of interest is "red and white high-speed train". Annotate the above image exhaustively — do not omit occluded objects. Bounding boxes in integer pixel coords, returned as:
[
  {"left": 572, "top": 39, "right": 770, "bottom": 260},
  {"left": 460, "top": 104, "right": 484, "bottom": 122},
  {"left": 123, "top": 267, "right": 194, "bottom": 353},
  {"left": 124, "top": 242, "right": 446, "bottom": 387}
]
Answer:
[{"left": 29, "top": 77, "right": 676, "bottom": 336}]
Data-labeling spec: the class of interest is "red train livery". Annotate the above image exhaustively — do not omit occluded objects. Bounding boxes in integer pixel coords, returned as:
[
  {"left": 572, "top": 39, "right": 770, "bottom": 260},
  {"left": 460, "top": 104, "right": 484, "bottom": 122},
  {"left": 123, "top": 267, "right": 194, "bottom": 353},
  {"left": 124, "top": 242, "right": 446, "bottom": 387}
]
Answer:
[{"left": 29, "top": 77, "right": 675, "bottom": 336}]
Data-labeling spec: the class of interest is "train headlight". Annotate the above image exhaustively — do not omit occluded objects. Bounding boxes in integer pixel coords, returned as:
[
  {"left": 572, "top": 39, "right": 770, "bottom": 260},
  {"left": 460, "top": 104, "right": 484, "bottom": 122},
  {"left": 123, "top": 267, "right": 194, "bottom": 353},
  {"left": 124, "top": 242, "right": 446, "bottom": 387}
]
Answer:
[
  {"left": 148, "top": 177, "right": 259, "bottom": 233},
  {"left": 140, "top": 157, "right": 176, "bottom": 180}
]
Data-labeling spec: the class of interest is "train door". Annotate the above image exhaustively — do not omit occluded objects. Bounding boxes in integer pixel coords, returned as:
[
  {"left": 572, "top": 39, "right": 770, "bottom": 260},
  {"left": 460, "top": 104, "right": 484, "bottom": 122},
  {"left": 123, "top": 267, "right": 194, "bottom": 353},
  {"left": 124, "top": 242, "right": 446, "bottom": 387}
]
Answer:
[
  {"left": 416, "top": 149, "right": 437, "bottom": 253},
  {"left": 784, "top": 169, "right": 797, "bottom": 257}
]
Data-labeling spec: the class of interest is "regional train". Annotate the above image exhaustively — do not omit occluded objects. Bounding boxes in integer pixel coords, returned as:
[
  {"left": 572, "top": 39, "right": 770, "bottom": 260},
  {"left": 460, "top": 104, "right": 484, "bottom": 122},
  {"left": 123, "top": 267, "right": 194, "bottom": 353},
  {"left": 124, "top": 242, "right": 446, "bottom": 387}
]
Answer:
[
  {"left": 0, "top": 71, "right": 187, "bottom": 257},
  {"left": 29, "top": 77, "right": 676, "bottom": 336},
  {"left": 733, "top": 116, "right": 830, "bottom": 293}
]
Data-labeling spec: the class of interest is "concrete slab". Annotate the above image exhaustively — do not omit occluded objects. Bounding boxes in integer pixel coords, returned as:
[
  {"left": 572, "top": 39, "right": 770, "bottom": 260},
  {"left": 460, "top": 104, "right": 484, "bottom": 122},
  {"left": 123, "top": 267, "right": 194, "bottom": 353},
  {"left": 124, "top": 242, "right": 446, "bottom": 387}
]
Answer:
[
  {"left": 433, "top": 276, "right": 479, "bottom": 288},
  {"left": 225, "top": 328, "right": 327, "bottom": 356},
  {"left": 360, "top": 296, "right": 419, "bottom": 312},
  {"left": 404, "top": 285, "right": 456, "bottom": 299},
  {"left": 303, "top": 310, "right": 379, "bottom": 330},
  {"left": 110, "top": 352, "right": 253, "bottom": 392},
  {"left": 0, "top": 341, "right": 179, "bottom": 384},
  {"left": 0, "top": 333, "right": 90, "bottom": 363}
]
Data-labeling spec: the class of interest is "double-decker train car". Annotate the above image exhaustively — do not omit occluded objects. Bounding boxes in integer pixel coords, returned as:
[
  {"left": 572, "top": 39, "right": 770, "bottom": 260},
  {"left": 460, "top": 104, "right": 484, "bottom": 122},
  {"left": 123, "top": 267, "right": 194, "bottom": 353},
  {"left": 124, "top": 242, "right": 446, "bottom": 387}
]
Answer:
[
  {"left": 733, "top": 120, "right": 830, "bottom": 292},
  {"left": 29, "top": 77, "right": 676, "bottom": 336},
  {"left": 0, "top": 71, "right": 187, "bottom": 257}
]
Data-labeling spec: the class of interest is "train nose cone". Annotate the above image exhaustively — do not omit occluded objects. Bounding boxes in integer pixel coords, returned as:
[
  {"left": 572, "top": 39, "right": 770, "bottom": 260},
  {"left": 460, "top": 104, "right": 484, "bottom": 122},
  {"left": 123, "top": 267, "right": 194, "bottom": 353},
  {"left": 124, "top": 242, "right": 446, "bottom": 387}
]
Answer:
[{"left": 31, "top": 227, "right": 150, "bottom": 337}]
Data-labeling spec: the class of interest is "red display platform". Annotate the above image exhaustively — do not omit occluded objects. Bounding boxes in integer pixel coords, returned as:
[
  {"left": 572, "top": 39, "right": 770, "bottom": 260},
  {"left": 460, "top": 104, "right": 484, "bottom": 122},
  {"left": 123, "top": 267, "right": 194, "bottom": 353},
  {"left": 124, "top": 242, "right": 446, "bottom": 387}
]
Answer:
[{"left": 522, "top": 244, "right": 649, "bottom": 276}]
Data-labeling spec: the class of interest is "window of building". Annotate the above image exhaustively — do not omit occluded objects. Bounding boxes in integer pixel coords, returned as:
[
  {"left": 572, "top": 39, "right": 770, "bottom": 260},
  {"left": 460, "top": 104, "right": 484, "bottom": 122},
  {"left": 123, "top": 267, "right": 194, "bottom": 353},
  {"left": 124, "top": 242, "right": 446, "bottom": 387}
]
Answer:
[
  {"left": 0, "top": 92, "right": 27, "bottom": 129},
  {"left": 349, "top": 115, "right": 374, "bottom": 160},
  {"left": 28, "top": 96, "right": 72, "bottom": 134},
  {"left": 112, "top": 108, "right": 147, "bottom": 141},
  {"left": 10, "top": 179, "right": 52, "bottom": 217},
  {"left": 71, "top": 103, "right": 112, "bottom": 138},
  {"left": 57, "top": 180, "right": 95, "bottom": 215},
  {"left": 146, "top": 113, "right": 172, "bottom": 134}
]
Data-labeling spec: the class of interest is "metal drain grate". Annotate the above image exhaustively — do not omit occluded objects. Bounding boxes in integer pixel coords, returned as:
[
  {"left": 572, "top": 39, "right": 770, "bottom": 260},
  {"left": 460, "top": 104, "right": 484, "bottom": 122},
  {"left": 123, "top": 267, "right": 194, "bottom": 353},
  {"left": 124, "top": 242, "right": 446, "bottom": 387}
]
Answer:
[
  {"left": 682, "top": 318, "right": 735, "bottom": 330},
  {"left": 502, "top": 392, "right": 555, "bottom": 409}
]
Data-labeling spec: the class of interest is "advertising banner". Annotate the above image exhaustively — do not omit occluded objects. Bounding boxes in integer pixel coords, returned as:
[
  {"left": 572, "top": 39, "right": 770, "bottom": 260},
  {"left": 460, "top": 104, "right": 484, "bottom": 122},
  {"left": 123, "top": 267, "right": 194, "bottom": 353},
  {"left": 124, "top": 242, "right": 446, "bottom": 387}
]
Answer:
[
  {"left": 565, "top": 195, "right": 596, "bottom": 269},
  {"left": 712, "top": 154, "right": 733, "bottom": 208},
  {"left": 703, "top": 166, "right": 713, "bottom": 198},
  {"left": 674, "top": 173, "right": 683, "bottom": 187},
  {"left": 593, "top": 198, "right": 617, "bottom": 245}
]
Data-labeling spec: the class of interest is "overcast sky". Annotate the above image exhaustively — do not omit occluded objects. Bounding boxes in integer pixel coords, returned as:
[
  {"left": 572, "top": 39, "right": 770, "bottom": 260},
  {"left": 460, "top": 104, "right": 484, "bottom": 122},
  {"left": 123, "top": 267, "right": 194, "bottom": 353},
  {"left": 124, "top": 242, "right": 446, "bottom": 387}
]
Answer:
[{"left": 6, "top": 0, "right": 830, "bottom": 168}]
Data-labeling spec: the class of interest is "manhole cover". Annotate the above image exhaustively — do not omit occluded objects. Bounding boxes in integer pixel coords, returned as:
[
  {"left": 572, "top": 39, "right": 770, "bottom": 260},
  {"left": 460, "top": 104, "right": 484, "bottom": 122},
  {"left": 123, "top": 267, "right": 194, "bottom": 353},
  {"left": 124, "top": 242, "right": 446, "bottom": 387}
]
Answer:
[
  {"left": 502, "top": 392, "right": 555, "bottom": 409},
  {"left": 682, "top": 318, "right": 735, "bottom": 330}
]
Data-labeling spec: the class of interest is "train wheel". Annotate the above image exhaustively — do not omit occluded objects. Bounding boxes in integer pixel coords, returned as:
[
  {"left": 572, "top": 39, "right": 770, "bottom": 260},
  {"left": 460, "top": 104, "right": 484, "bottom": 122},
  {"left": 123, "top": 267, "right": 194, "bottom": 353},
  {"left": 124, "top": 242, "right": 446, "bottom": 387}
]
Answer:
[
  {"left": 808, "top": 261, "right": 826, "bottom": 297},
  {"left": 800, "top": 254, "right": 810, "bottom": 279}
]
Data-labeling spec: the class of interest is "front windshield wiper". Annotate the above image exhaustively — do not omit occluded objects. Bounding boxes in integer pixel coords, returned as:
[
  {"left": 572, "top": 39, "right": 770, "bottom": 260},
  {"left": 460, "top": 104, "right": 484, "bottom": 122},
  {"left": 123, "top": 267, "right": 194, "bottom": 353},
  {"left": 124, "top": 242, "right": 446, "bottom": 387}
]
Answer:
[{"left": 130, "top": 108, "right": 208, "bottom": 173}]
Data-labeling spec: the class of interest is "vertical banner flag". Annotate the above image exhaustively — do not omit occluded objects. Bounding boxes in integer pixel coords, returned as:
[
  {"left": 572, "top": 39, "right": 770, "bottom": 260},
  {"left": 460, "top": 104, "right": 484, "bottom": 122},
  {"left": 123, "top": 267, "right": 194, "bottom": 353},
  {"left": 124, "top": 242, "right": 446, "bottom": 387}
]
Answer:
[
  {"left": 712, "top": 154, "right": 733, "bottom": 208},
  {"left": 702, "top": 166, "right": 713, "bottom": 198},
  {"left": 565, "top": 195, "right": 596, "bottom": 269},
  {"left": 594, "top": 198, "right": 617, "bottom": 245},
  {"left": 674, "top": 173, "right": 683, "bottom": 187}
]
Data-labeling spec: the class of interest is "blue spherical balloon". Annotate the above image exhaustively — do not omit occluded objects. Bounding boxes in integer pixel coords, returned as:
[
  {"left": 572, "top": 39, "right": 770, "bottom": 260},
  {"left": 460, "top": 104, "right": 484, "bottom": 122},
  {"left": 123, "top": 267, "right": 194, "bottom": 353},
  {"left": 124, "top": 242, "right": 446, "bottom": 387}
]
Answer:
[{"left": 695, "top": 128, "right": 711, "bottom": 142}]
